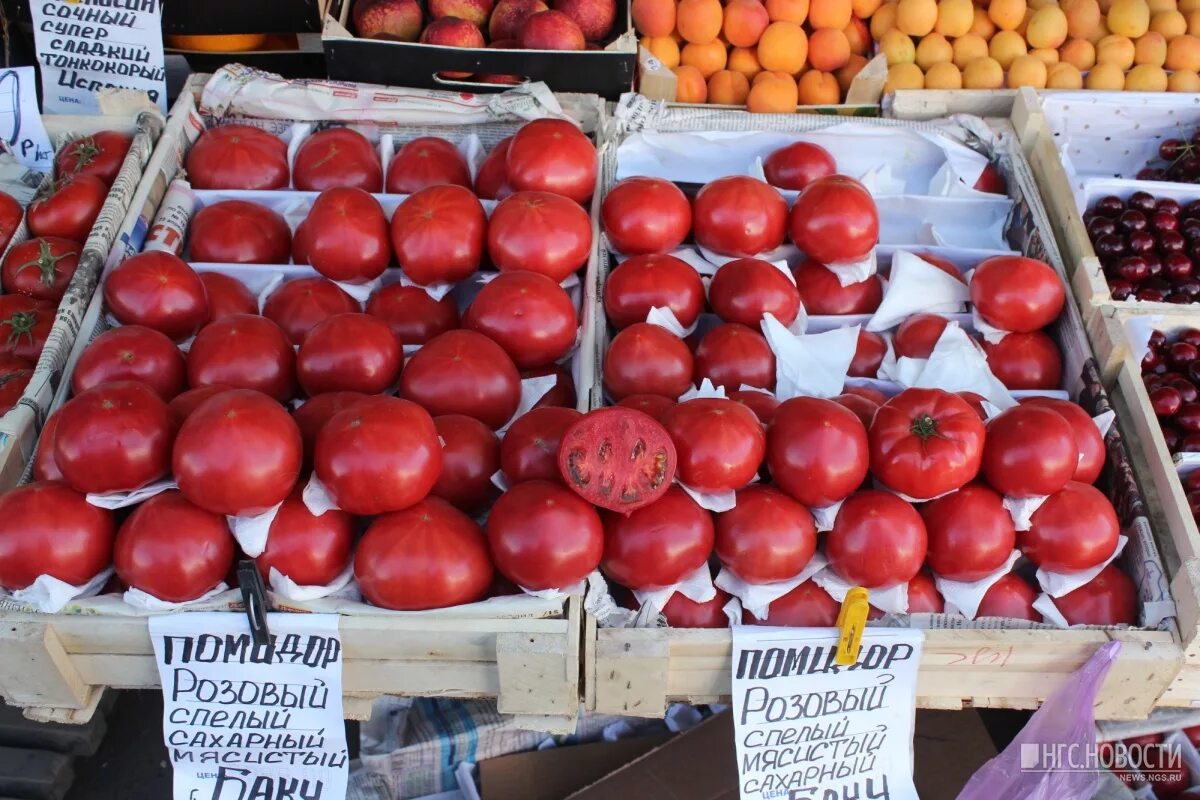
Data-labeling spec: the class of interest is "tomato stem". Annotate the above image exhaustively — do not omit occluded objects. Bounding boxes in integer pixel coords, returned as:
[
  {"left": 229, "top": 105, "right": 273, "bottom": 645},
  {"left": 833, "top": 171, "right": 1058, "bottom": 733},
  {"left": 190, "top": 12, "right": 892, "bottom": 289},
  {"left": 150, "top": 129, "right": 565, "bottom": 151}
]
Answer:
[
  {"left": 2, "top": 311, "right": 39, "bottom": 345},
  {"left": 910, "top": 414, "right": 939, "bottom": 440},
  {"left": 14, "top": 240, "right": 76, "bottom": 288}
]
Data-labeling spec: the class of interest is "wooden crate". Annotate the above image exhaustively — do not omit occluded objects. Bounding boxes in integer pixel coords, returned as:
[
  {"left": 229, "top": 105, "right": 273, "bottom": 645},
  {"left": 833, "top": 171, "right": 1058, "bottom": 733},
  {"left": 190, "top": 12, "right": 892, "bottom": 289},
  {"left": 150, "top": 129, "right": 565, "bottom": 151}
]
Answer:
[
  {"left": 888, "top": 88, "right": 1020, "bottom": 121},
  {"left": 584, "top": 108, "right": 1186, "bottom": 721}
]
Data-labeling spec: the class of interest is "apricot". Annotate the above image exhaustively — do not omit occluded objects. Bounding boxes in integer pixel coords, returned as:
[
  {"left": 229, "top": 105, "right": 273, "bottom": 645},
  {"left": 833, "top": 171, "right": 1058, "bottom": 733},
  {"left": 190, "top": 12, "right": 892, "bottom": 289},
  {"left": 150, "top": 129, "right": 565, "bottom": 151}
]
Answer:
[
  {"left": 988, "top": 0, "right": 1027, "bottom": 30},
  {"left": 871, "top": 2, "right": 899, "bottom": 36},
  {"left": 953, "top": 33, "right": 990, "bottom": 66},
  {"left": 896, "top": 0, "right": 938, "bottom": 33},
  {"left": 1183, "top": 0, "right": 1200, "bottom": 12},
  {"left": 962, "top": 55, "right": 1005, "bottom": 86},
  {"left": 633, "top": 0, "right": 676, "bottom": 36},
  {"left": 924, "top": 60, "right": 964, "bottom": 86},
  {"left": 990, "top": 29, "right": 1029, "bottom": 66},
  {"left": 845, "top": 16, "right": 871, "bottom": 53},
  {"left": 1027, "top": 5, "right": 1069, "bottom": 45},
  {"left": 1030, "top": 46, "right": 1061, "bottom": 62},
  {"left": 836, "top": 53, "right": 870, "bottom": 91},
  {"left": 708, "top": 69, "right": 751, "bottom": 103},
  {"left": 1169, "top": 67, "right": 1200, "bottom": 88},
  {"left": 884, "top": 61, "right": 925, "bottom": 90},
  {"left": 798, "top": 69, "right": 841, "bottom": 102},
  {"left": 809, "top": 27, "right": 852, "bottom": 69},
  {"left": 1062, "top": 0, "right": 1103, "bottom": 37},
  {"left": 1166, "top": 31, "right": 1200, "bottom": 67},
  {"left": 1108, "top": 0, "right": 1151, "bottom": 36},
  {"left": 852, "top": 0, "right": 882, "bottom": 17},
  {"left": 934, "top": 0, "right": 973, "bottom": 34},
  {"left": 757, "top": 21, "right": 808, "bottom": 71},
  {"left": 681, "top": 39, "right": 728, "bottom": 75},
  {"left": 1007, "top": 53, "right": 1049, "bottom": 84},
  {"left": 1096, "top": 32, "right": 1136, "bottom": 65},
  {"left": 766, "top": 0, "right": 809, "bottom": 22},
  {"left": 1134, "top": 30, "right": 1167, "bottom": 62},
  {"left": 722, "top": 0, "right": 770, "bottom": 45},
  {"left": 1126, "top": 61, "right": 1169, "bottom": 87},
  {"left": 1189, "top": 8, "right": 1200, "bottom": 34},
  {"left": 916, "top": 32, "right": 954, "bottom": 67},
  {"left": 1059, "top": 36, "right": 1097, "bottom": 66},
  {"left": 1150, "top": 8, "right": 1188, "bottom": 35},
  {"left": 728, "top": 45, "right": 763, "bottom": 77},
  {"left": 641, "top": 34, "right": 681, "bottom": 65},
  {"left": 676, "top": 0, "right": 723, "bottom": 43},
  {"left": 880, "top": 28, "right": 917, "bottom": 62},
  {"left": 1148, "top": 0, "right": 1176, "bottom": 12},
  {"left": 1047, "top": 61, "right": 1085, "bottom": 85},
  {"left": 672, "top": 65, "right": 708, "bottom": 100},
  {"left": 971, "top": 6, "right": 997, "bottom": 36},
  {"left": 1085, "top": 60, "right": 1127, "bottom": 84},
  {"left": 809, "top": 0, "right": 853, "bottom": 28},
  {"left": 746, "top": 72, "right": 798, "bottom": 111}
]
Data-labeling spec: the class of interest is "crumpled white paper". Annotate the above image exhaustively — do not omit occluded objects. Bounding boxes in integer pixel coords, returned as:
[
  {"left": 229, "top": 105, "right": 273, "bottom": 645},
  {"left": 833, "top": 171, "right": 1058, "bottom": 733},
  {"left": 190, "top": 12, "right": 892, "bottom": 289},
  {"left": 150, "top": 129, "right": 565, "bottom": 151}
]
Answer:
[
  {"left": 583, "top": 571, "right": 658, "bottom": 629},
  {"left": 867, "top": 250, "right": 970, "bottom": 332},
  {"left": 723, "top": 596, "right": 744, "bottom": 626},
  {"left": 633, "top": 561, "right": 717, "bottom": 613},
  {"left": 498, "top": 374, "right": 561, "bottom": 434},
  {"left": 227, "top": 501, "right": 284, "bottom": 558},
  {"left": 1003, "top": 494, "right": 1050, "bottom": 531},
  {"left": 1033, "top": 593, "right": 1070, "bottom": 628},
  {"left": 932, "top": 550, "right": 1021, "bottom": 620},
  {"left": 1124, "top": 314, "right": 1163, "bottom": 367},
  {"left": 761, "top": 313, "right": 858, "bottom": 400},
  {"left": 6, "top": 568, "right": 113, "bottom": 613},
  {"left": 717, "top": 552, "right": 829, "bottom": 621},
  {"left": 678, "top": 378, "right": 727, "bottom": 401},
  {"left": 302, "top": 471, "right": 339, "bottom": 516},
  {"left": 811, "top": 499, "right": 845, "bottom": 532},
  {"left": 86, "top": 479, "right": 178, "bottom": 509},
  {"left": 123, "top": 582, "right": 231, "bottom": 611},
  {"left": 397, "top": 270, "right": 454, "bottom": 301},
  {"left": 886, "top": 323, "right": 1017, "bottom": 410},
  {"left": 1036, "top": 535, "right": 1128, "bottom": 598},
  {"left": 823, "top": 250, "right": 878, "bottom": 287},
  {"left": 646, "top": 305, "right": 693, "bottom": 337},
  {"left": 268, "top": 563, "right": 358, "bottom": 603},
  {"left": 814, "top": 567, "right": 910, "bottom": 614},
  {"left": 333, "top": 276, "right": 382, "bottom": 304},
  {"left": 518, "top": 576, "right": 587, "bottom": 599}
]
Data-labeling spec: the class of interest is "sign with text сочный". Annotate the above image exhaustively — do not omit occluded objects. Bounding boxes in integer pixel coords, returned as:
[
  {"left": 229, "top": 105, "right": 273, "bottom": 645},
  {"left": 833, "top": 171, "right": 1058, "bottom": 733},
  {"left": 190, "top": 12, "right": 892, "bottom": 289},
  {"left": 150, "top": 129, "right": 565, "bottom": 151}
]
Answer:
[
  {"left": 31, "top": 0, "right": 167, "bottom": 115},
  {"left": 731, "top": 626, "right": 924, "bottom": 800},
  {"left": 149, "top": 612, "right": 348, "bottom": 800}
]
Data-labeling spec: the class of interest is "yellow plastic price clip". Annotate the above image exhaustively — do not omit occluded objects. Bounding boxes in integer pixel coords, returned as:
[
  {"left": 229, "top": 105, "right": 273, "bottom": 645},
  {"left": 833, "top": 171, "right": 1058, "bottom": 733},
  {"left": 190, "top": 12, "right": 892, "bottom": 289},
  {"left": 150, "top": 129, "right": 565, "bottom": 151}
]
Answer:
[{"left": 835, "top": 587, "right": 869, "bottom": 666}]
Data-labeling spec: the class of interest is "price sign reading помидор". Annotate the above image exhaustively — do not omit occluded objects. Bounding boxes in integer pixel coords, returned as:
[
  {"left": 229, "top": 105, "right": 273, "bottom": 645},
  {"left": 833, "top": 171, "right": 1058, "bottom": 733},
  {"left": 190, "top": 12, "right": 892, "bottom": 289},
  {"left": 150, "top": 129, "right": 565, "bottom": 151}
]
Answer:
[{"left": 731, "top": 626, "right": 924, "bottom": 800}]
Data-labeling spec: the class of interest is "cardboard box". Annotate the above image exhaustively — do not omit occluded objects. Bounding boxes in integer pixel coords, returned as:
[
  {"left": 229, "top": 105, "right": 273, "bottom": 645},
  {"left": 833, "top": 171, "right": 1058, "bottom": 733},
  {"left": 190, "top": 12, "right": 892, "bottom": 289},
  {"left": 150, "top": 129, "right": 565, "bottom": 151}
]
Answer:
[{"left": 480, "top": 734, "right": 674, "bottom": 800}]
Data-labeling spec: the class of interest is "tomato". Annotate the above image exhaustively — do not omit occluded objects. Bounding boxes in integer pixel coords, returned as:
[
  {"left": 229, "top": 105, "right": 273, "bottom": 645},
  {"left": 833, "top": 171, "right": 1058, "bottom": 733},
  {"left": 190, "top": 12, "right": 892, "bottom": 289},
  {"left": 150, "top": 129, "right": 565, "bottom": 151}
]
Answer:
[
  {"left": 487, "top": 191, "right": 592, "bottom": 282},
  {"left": 664, "top": 398, "right": 765, "bottom": 493},
  {"left": 0, "top": 192, "right": 21, "bottom": 254},
  {"left": 843, "top": 385, "right": 888, "bottom": 404},
  {"left": 869, "top": 388, "right": 985, "bottom": 500},
  {"left": 617, "top": 393, "right": 677, "bottom": 423},
  {"left": 833, "top": 393, "right": 878, "bottom": 427},
  {"left": 1020, "top": 397, "right": 1105, "bottom": 484},
  {"left": 189, "top": 200, "right": 292, "bottom": 264},
  {"left": 1055, "top": 565, "right": 1137, "bottom": 625},
  {"left": 790, "top": 176, "right": 878, "bottom": 265},
  {"left": 731, "top": 390, "right": 779, "bottom": 425},
  {"left": 603, "top": 254, "right": 705, "bottom": 330},
  {"left": 904, "top": 571, "right": 944, "bottom": 613},
  {"left": 0, "top": 353, "right": 30, "bottom": 378},
  {"left": 709, "top": 258, "right": 801, "bottom": 328},
  {"left": 1, "top": 237, "right": 79, "bottom": 301},
  {"left": 970, "top": 256, "right": 1065, "bottom": 333},
  {"left": 186, "top": 124, "right": 289, "bottom": 190},
  {"left": 693, "top": 323, "right": 775, "bottom": 392},
  {"left": 849, "top": 329, "right": 886, "bottom": 377},
  {"left": 974, "top": 162, "right": 1007, "bottom": 194},
  {"left": 255, "top": 490, "right": 354, "bottom": 586},
  {"left": 920, "top": 485, "right": 1016, "bottom": 581},
  {"left": 715, "top": 485, "right": 815, "bottom": 583},
  {"left": 827, "top": 490, "right": 927, "bottom": 588},
  {"left": 55, "top": 382, "right": 171, "bottom": 494},
  {"left": 200, "top": 272, "right": 257, "bottom": 321},
  {"left": 356, "top": 498, "right": 493, "bottom": 610},
  {"left": 601, "top": 177, "right": 692, "bottom": 255},
  {"left": 400, "top": 330, "right": 521, "bottom": 429},
  {"left": 792, "top": 259, "right": 883, "bottom": 315},
  {"left": 601, "top": 486, "right": 713, "bottom": 590},
  {"left": 432, "top": 414, "right": 501, "bottom": 514},
  {"left": 476, "top": 136, "right": 514, "bottom": 201},
  {"left": 187, "top": 314, "right": 297, "bottom": 402},
  {"left": 1185, "top": 727, "right": 1200, "bottom": 749},
  {"left": 561, "top": 406, "right": 676, "bottom": 515},
  {"left": 71, "top": 325, "right": 186, "bottom": 400},
  {"left": 293, "top": 188, "right": 391, "bottom": 283},
  {"left": 33, "top": 410, "right": 64, "bottom": 481},
  {"left": 662, "top": 586, "right": 731, "bottom": 628},
  {"left": 263, "top": 277, "right": 360, "bottom": 345},
  {"left": 894, "top": 313, "right": 950, "bottom": 359},
  {"left": 763, "top": 142, "right": 837, "bottom": 190},
  {"left": 1021, "top": 481, "right": 1120, "bottom": 572},
  {"left": 505, "top": 119, "right": 596, "bottom": 204},
  {"left": 768, "top": 397, "right": 869, "bottom": 507},
  {"left": 692, "top": 176, "right": 787, "bottom": 257},
  {"left": 293, "top": 128, "right": 382, "bottom": 192},
  {"left": 0, "top": 296, "right": 52, "bottom": 362},
  {"left": 367, "top": 284, "right": 459, "bottom": 345},
  {"left": 292, "top": 391, "right": 370, "bottom": 465},
  {"left": 297, "top": 313, "right": 401, "bottom": 396},
  {"left": 103, "top": 251, "right": 209, "bottom": 341},
  {"left": 0, "top": 368, "right": 30, "bottom": 414},
  {"left": 977, "top": 573, "right": 1041, "bottom": 620},
  {"left": 390, "top": 185, "right": 486, "bottom": 286},
  {"left": 169, "top": 386, "right": 235, "bottom": 429},
  {"left": 114, "top": 490, "right": 235, "bottom": 602},
  {"left": 27, "top": 174, "right": 107, "bottom": 243},
  {"left": 501, "top": 406, "right": 581, "bottom": 485},
  {"left": 982, "top": 405, "right": 1077, "bottom": 497},
  {"left": 603, "top": 323, "right": 693, "bottom": 400},
  {"left": 316, "top": 395, "right": 441, "bottom": 514},
  {"left": 174, "top": 389, "right": 302, "bottom": 515},
  {"left": 745, "top": 580, "right": 839, "bottom": 626},
  {"left": 528, "top": 363, "right": 577, "bottom": 409},
  {"left": 983, "top": 333, "right": 1061, "bottom": 390},
  {"left": 463, "top": 271, "right": 577, "bottom": 369},
  {"left": 1148, "top": 765, "right": 1192, "bottom": 799},
  {"left": 386, "top": 136, "right": 472, "bottom": 195},
  {"left": 0, "top": 481, "right": 115, "bottom": 589},
  {"left": 55, "top": 130, "right": 131, "bottom": 185},
  {"left": 486, "top": 479, "right": 604, "bottom": 589}
]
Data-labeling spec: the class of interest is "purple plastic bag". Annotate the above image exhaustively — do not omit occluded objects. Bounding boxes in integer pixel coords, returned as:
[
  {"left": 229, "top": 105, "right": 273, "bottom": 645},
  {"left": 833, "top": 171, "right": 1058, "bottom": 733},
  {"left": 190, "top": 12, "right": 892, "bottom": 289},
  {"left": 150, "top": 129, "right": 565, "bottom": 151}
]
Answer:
[{"left": 957, "top": 640, "right": 1121, "bottom": 800}]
